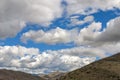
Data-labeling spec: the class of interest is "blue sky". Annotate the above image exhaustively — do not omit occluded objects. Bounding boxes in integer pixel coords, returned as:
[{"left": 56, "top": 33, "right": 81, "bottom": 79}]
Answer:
[
  {"left": 1, "top": 9, "right": 119, "bottom": 51},
  {"left": 0, "top": 0, "right": 120, "bottom": 74}
]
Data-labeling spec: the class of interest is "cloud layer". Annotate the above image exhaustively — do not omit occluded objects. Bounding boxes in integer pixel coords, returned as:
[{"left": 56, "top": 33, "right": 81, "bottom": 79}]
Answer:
[
  {"left": 76, "top": 16, "right": 120, "bottom": 46},
  {"left": 66, "top": 0, "right": 120, "bottom": 15},
  {"left": 96, "top": 17, "right": 120, "bottom": 43},
  {"left": 21, "top": 16, "right": 120, "bottom": 46},
  {"left": 0, "top": 0, "right": 120, "bottom": 39},
  {"left": 21, "top": 27, "right": 78, "bottom": 44},
  {"left": 0, "top": 0, "right": 62, "bottom": 39},
  {"left": 69, "top": 15, "right": 94, "bottom": 26},
  {"left": 19, "top": 16, "right": 120, "bottom": 74},
  {"left": 0, "top": 44, "right": 120, "bottom": 74},
  {"left": 0, "top": 0, "right": 120, "bottom": 75},
  {"left": 0, "top": 45, "right": 97, "bottom": 74}
]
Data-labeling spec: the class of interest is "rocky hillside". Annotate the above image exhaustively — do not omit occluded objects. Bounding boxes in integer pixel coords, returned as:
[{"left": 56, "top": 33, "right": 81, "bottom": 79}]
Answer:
[
  {"left": 58, "top": 53, "right": 120, "bottom": 80},
  {"left": 0, "top": 69, "right": 44, "bottom": 80}
]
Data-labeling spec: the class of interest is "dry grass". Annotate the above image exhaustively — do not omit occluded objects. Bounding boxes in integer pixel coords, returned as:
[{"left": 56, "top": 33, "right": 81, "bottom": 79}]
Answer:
[
  {"left": 58, "top": 53, "right": 120, "bottom": 80},
  {"left": 0, "top": 69, "right": 45, "bottom": 80}
]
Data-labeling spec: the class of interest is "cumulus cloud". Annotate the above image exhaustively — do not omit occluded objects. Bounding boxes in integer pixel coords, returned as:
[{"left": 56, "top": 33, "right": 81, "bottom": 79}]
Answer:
[
  {"left": 1, "top": 0, "right": 120, "bottom": 75},
  {"left": 96, "top": 17, "right": 120, "bottom": 43},
  {"left": 21, "top": 27, "right": 77, "bottom": 44},
  {"left": 0, "top": 46, "right": 40, "bottom": 68},
  {"left": 47, "top": 46, "right": 106, "bottom": 58},
  {"left": 75, "top": 22, "right": 101, "bottom": 45},
  {"left": 1, "top": 42, "right": 120, "bottom": 74},
  {"left": 0, "top": 0, "right": 62, "bottom": 39},
  {"left": 21, "top": 16, "right": 120, "bottom": 46},
  {"left": 75, "top": 16, "right": 120, "bottom": 46},
  {"left": 69, "top": 15, "right": 94, "bottom": 26},
  {"left": 0, "top": 20, "right": 25, "bottom": 39},
  {"left": 66, "top": 0, "right": 120, "bottom": 15},
  {"left": 0, "top": 45, "right": 97, "bottom": 74},
  {"left": 1, "top": 0, "right": 119, "bottom": 39}
]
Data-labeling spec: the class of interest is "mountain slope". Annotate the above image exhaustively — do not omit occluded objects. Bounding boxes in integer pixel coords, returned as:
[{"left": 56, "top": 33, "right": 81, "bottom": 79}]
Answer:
[
  {"left": 40, "top": 71, "right": 65, "bottom": 80},
  {"left": 59, "top": 53, "right": 120, "bottom": 80},
  {"left": 0, "top": 69, "right": 44, "bottom": 80}
]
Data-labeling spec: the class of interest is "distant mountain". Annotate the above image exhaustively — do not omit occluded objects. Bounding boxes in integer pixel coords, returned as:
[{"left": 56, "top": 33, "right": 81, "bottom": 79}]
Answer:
[
  {"left": 0, "top": 69, "right": 44, "bottom": 80},
  {"left": 40, "top": 71, "right": 65, "bottom": 80},
  {"left": 58, "top": 53, "right": 120, "bottom": 80}
]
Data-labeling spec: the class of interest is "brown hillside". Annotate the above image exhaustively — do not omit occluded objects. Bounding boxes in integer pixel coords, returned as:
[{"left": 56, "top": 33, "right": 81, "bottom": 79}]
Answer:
[
  {"left": 59, "top": 53, "right": 120, "bottom": 80},
  {"left": 0, "top": 69, "right": 44, "bottom": 80},
  {"left": 40, "top": 71, "right": 65, "bottom": 80}
]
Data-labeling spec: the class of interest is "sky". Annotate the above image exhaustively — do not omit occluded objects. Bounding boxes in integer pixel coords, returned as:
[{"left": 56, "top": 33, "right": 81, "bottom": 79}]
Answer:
[{"left": 0, "top": 0, "right": 120, "bottom": 74}]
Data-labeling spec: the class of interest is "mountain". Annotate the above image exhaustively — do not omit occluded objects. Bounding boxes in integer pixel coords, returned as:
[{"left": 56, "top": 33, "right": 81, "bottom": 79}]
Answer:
[
  {"left": 40, "top": 71, "right": 65, "bottom": 80},
  {"left": 1, "top": 53, "right": 120, "bottom": 80},
  {"left": 0, "top": 69, "right": 45, "bottom": 80},
  {"left": 58, "top": 53, "right": 120, "bottom": 80}
]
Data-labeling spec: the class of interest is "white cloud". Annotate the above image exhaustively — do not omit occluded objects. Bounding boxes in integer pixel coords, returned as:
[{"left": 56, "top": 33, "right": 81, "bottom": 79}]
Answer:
[
  {"left": 69, "top": 15, "right": 94, "bottom": 26},
  {"left": 75, "top": 22, "right": 102, "bottom": 45},
  {"left": 0, "top": 42, "right": 120, "bottom": 74},
  {"left": 100, "top": 43, "right": 120, "bottom": 55},
  {"left": 1, "top": 0, "right": 119, "bottom": 39},
  {"left": 0, "top": 20, "right": 25, "bottom": 39},
  {"left": 21, "top": 16, "right": 120, "bottom": 46},
  {"left": 96, "top": 17, "right": 120, "bottom": 43},
  {"left": 21, "top": 27, "right": 77, "bottom": 44},
  {"left": 48, "top": 46, "right": 106, "bottom": 58},
  {"left": 0, "top": 0, "right": 62, "bottom": 39},
  {"left": 0, "top": 45, "right": 97, "bottom": 74},
  {"left": 21, "top": 16, "right": 120, "bottom": 50},
  {"left": 1, "top": 0, "right": 120, "bottom": 74},
  {"left": 0, "top": 46, "right": 40, "bottom": 68},
  {"left": 66, "top": 0, "right": 120, "bottom": 15},
  {"left": 75, "top": 16, "right": 120, "bottom": 46}
]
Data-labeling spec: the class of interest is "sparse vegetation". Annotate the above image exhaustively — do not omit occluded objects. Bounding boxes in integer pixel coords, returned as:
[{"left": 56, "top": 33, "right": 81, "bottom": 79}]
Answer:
[
  {"left": 0, "top": 69, "right": 45, "bottom": 80},
  {"left": 58, "top": 53, "right": 120, "bottom": 80}
]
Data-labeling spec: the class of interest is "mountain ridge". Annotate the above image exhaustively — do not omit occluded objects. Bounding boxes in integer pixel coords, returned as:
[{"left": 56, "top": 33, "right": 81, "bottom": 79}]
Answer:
[
  {"left": 0, "top": 53, "right": 120, "bottom": 80},
  {"left": 39, "top": 71, "right": 65, "bottom": 80},
  {"left": 58, "top": 53, "right": 120, "bottom": 80},
  {"left": 0, "top": 69, "right": 45, "bottom": 80}
]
